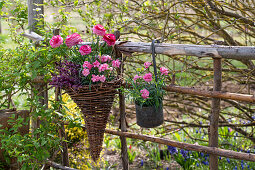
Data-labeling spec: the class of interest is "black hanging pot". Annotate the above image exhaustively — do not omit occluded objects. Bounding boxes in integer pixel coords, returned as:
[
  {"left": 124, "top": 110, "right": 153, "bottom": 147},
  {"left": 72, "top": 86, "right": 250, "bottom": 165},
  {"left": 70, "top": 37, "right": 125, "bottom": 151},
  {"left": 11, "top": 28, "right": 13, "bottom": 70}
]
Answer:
[
  {"left": 135, "top": 40, "right": 164, "bottom": 128},
  {"left": 135, "top": 101, "right": 164, "bottom": 128}
]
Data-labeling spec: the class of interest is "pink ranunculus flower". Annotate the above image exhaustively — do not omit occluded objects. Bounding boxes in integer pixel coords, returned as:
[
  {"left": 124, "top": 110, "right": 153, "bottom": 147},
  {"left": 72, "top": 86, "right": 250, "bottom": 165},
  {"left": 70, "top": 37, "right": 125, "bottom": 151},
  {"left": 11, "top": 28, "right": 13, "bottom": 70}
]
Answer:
[
  {"left": 50, "top": 35, "right": 63, "bottom": 48},
  {"left": 99, "top": 75, "right": 106, "bottom": 82},
  {"left": 140, "top": 89, "right": 149, "bottom": 99},
  {"left": 133, "top": 75, "right": 142, "bottom": 82},
  {"left": 92, "top": 24, "right": 106, "bottom": 36},
  {"left": 83, "top": 61, "right": 93, "bottom": 70},
  {"left": 112, "top": 59, "right": 121, "bottom": 68},
  {"left": 103, "top": 34, "right": 116, "bottom": 46},
  {"left": 160, "top": 67, "right": 169, "bottom": 75},
  {"left": 91, "top": 74, "right": 100, "bottom": 82},
  {"left": 143, "top": 73, "right": 153, "bottom": 82},
  {"left": 93, "top": 60, "right": 100, "bottom": 68},
  {"left": 144, "top": 62, "right": 152, "bottom": 69},
  {"left": 99, "top": 63, "right": 109, "bottom": 72},
  {"left": 65, "top": 33, "right": 83, "bottom": 48},
  {"left": 79, "top": 45, "right": 92, "bottom": 55},
  {"left": 82, "top": 68, "right": 90, "bottom": 77}
]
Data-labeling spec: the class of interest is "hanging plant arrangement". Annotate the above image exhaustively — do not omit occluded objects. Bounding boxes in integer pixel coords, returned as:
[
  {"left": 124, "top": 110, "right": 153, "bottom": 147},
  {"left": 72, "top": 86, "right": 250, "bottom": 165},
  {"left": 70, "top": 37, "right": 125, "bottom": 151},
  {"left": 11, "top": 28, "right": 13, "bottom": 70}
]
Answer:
[
  {"left": 49, "top": 24, "right": 120, "bottom": 161},
  {"left": 126, "top": 60, "right": 169, "bottom": 128}
]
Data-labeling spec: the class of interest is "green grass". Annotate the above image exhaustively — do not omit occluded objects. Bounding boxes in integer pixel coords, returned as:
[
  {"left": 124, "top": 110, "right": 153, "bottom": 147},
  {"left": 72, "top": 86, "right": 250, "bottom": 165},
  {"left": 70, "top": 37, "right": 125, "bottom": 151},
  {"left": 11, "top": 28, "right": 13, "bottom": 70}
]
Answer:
[{"left": 0, "top": 20, "right": 19, "bottom": 49}]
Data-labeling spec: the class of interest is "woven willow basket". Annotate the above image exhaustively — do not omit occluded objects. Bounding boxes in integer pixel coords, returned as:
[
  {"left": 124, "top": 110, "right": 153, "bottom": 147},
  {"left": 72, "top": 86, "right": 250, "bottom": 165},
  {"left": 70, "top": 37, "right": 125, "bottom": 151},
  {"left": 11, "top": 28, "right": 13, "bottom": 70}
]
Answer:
[{"left": 65, "top": 79, "right": 120, "bottom": 161}]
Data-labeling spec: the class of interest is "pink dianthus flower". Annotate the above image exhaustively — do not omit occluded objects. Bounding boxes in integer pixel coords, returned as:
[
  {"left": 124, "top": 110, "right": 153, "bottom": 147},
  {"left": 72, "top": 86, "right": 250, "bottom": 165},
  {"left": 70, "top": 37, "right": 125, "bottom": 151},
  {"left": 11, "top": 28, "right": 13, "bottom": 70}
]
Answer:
[
  {"left": 144, "top": 62, "right": 152, "bottom": 69},
  {"left": 82, "top": 68, "right": 90, "bottom": 77},
  {"left": 112, "top": 59, "right": 121, "bottom": 68},
  {"left": 83, "top": 61, "right": 93, "bottom": 70},
  {"left": 100, "top": 55, "right": 112, "bottom": 62},
  {"left": 160, "top": 67, "right": 169, "bottom": 75},
  {"left": 140, "top": 89, "right": 149, "bottom": 99},
  {"left": 143, "top": 73, "right": 153, "bottom": 82},
  {"left": 93, "top": 60, "right": 100, "bottom": 68},
  {"left": 133, "top": 75, "right": 142, "bottom": 82},
  {"left": 91, "top": 74, "right": 100, "bottom": 82},
  {"left": 99, "top": 75, "right": 106, "bottom": 82},
  {"left": 99, "top": 63, "right": 109, "bottom": 72}
]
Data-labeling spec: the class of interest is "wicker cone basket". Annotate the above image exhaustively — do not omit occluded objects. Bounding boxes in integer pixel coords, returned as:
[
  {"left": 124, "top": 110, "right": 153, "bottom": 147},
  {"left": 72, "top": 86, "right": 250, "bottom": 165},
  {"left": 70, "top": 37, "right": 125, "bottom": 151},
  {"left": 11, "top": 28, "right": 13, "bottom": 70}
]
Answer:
[{"left": 65, "top": 80, "right": 120, "bottom": 161}]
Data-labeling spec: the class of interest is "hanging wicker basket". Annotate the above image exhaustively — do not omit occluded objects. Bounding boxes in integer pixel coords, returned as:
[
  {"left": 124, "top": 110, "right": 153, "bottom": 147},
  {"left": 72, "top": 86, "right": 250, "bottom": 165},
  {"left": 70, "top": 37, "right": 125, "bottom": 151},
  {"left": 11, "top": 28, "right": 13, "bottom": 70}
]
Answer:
[{"left": 64, "top": 79, "right": 120, "bottom": 161}]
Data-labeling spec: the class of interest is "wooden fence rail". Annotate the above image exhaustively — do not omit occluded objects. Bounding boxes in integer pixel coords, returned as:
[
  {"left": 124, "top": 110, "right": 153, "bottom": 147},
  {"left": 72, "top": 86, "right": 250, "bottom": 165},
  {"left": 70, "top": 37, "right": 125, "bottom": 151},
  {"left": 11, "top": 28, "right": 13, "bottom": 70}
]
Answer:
[
  {"left": 105, "top": 129, "right": 255, "bottom": 162},
  {"left": 164, "top": 85, "right": 255, "bottom": 103},
  {"left": 122, "top": 82, "right": 255, "bottom": 103},
  {"left": 116, "top": 41, "right": 255, "bottom": 60}
]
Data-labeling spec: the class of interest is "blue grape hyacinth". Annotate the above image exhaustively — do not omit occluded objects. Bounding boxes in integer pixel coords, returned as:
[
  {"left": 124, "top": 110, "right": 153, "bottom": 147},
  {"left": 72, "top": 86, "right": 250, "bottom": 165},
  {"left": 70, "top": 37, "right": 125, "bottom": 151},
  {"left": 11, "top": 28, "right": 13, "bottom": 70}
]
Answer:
[
  {"left": 180, "top": 149, "right": 189, "bottom": 159},
  {"left": 140, "top": 159, "right": 144, "bottom": 166},
  {"left": 167, "top": 146, "right": 178, "bottom": 155}
]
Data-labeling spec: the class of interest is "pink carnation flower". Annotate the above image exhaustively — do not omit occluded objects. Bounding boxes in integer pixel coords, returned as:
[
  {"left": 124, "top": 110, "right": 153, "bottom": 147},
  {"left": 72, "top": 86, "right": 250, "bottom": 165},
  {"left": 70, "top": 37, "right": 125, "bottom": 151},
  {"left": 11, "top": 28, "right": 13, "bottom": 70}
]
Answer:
[
  {"left": 79, "top": 45, "right": 92, "bottom": 55},
  {"left": 100, "top": 55, "right": 112, "bottom": 62},
  {"left": 144, "top": 62, "right": 152, "bottom": 69},
  {"left": 112, "top": 59, "right": 121, "bottom": 68},
  {"left": 83, "top": 61, "right": 93, "bottom": 70},
  {"left": 160, "top": 67, "right": 169, "bottom": 75},
  {"left": 99, "top": 75, "right": 106, "bottom": 82},
  {"left": 140, "top": 89, "right": 149, "bottom": 99},
  {"left": 91, "top": 74, "right": 100, "bottom": 82},
  {"left": 99, "top": 63, "right": 109, "bottom": 72},
  {"left": 65, "top": 33, "right": 83, "bottom": 48},
  {"left": 82, "top": 68, "right": 90, "bottom": 77},
  {"left": 93, "top": 60, "right": 100, "bottom": 68},
  {"left": 49, "top": 35, "right": 63, "bottom": 48},
  {"left": 92, "top": 24, "right": 106, "bottom": 36},
  {"left": 143, "top": 73, "right": 153, "bottom": 82},
  {"left": 133, "top": 75, "right": 142, "bottom": 82},
  {"left": 103, "top": 34, "right": 116, "bottom": 46}
]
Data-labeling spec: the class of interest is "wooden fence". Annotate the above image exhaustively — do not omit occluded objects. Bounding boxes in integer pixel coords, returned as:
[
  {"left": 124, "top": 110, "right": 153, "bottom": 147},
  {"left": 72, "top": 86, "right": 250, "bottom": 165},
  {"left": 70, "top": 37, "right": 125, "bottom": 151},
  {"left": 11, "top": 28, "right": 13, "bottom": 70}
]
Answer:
[
  {"left": 22, "top": 0, "right": 255, "bottom": 168},
  {"left": 104, "top": 42, "right": 255, "bottom": 170}
]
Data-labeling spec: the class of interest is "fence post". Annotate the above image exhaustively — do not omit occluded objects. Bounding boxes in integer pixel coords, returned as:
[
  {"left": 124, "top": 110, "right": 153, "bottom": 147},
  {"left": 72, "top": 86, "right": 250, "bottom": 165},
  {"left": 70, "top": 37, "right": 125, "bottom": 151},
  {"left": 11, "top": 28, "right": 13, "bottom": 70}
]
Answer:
[
  {"left": 209, "top": 58, "right": 222, "bottom": 170},
  {"left": 28, "top": 0, "right": 44, "bottom": 34},
  {"left": 28, "top": 0, "right": 46, "bottom": 135},
  {"left": 119, "top": 91, "right": 129, "bottom": 170},
  {"left": 115, "top": 39, "right": 129, "bottom": 169}
]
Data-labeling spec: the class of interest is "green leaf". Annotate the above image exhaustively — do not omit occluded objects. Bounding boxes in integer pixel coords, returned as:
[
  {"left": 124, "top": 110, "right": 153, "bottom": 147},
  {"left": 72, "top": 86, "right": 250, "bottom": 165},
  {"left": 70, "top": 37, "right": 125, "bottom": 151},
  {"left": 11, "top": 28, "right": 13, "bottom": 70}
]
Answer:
[
  {"left": 74, "top": 0, "right": 78, "bottom": 6},
  {"left": 174, "top": 132, "right": 181, "bottom": 141}
]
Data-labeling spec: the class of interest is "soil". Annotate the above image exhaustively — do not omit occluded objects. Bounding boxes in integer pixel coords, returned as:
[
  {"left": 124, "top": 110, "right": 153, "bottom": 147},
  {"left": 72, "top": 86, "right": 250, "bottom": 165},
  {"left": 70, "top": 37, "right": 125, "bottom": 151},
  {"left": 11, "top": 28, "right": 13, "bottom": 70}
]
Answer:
[{"left": 102, "top": 147, "right": 181, "bottom": 170}]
